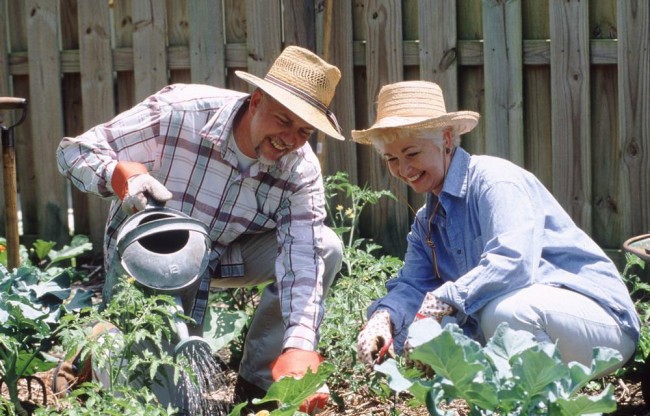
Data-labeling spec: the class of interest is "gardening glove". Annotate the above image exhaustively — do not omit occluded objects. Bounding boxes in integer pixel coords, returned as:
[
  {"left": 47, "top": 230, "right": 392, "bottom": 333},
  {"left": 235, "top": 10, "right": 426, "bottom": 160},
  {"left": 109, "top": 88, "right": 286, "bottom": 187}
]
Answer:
[
  {"left": 111, "top": 161, "right": 172, "bottom": 213},
  {"left": 415, "top": 292, "right": 454, "bottom": 322},
  {"left": 271, "top": 348, "right": 329, "bottom": 414},
  {"left": 357, "top": 309, "right": 394, "bottom": 367}
]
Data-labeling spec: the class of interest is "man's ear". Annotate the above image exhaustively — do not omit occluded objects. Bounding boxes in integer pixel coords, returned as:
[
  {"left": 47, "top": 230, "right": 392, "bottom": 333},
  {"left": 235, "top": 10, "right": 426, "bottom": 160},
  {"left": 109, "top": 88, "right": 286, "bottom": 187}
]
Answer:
[
  {"left": 443, "top": 128, "right": 454, "bottom": 149},
  {"left": 249, "top": 89, "right": 264, "bottom": 113}
]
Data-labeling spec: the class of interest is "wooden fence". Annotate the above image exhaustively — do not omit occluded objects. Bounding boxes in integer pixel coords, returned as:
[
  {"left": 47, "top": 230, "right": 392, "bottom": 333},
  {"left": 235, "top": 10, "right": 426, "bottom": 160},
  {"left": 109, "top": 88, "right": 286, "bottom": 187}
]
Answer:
[{"left": 0, "top": 0, "right": 649, "bottom": 265}]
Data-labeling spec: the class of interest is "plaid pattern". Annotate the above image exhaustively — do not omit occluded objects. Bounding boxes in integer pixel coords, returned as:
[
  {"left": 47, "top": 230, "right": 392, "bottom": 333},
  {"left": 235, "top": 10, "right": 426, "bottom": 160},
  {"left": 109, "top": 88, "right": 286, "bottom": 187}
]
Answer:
[{"left": 57, "top": 84, "right": 328, "bottom": 350}]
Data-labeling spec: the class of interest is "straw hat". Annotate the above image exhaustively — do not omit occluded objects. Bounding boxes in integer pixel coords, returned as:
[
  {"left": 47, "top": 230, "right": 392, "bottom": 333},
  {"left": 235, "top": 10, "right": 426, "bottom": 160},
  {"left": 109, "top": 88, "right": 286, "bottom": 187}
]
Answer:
[
  {"left": 236, "top": 46, "right": 344, "bottom": 141},
  {"left": 351, "top": 81, "right": 480, "bottom": 144}
]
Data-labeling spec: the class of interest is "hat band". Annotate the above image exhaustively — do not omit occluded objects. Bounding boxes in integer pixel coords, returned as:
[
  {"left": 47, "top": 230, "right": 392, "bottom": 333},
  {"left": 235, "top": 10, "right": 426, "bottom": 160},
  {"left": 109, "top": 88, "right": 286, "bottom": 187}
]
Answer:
[{"left": 265, "top": 74, "right": 342, "bottom": 134}]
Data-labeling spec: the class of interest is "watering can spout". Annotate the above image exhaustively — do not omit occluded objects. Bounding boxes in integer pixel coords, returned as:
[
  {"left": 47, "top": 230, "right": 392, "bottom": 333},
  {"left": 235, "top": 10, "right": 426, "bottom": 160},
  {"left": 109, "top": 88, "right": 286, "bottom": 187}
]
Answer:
[{"left": 172, "top": 295, "right": 212, "bottom": 358}]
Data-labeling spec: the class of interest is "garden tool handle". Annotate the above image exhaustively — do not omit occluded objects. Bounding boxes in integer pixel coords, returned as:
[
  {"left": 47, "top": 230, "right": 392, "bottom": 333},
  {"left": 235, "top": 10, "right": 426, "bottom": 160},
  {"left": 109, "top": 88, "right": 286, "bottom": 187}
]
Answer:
[{"left": 1, "top": 97, "right": 27, "bottom": 270}]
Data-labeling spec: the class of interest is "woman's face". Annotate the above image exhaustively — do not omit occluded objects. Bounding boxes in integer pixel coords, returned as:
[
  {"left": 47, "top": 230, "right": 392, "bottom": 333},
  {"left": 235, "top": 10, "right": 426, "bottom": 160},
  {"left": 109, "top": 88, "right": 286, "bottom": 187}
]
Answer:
[{"left": 375, "top": 134, "right": 450, "bottom": 195}]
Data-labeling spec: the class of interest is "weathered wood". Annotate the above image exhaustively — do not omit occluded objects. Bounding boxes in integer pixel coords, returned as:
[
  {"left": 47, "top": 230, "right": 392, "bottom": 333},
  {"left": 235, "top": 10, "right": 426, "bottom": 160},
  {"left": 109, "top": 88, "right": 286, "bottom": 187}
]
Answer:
[
  {"left": 482, "top": 0, "right": 524, "bottom": 165},
  {"left": 550, "top": 0, "right": 592, "bottom": 233},
  {"left": 618, "top": 0, "right": 650, "bottom": 238},
  {"left": 362, "top": 0, "right": 409, "bottom": 256},
  {"left": 189, "top": 0, "right": 226, "bottom": 87},
  {"left": 26, "top": 0, "right": 69, "bottom": 244},
  {"left": 113, "top": 0, "right": 136, "bottom": 113},
  {"left": 283, "top": 0, "right": 316, "bottom": 51},
  {"left": 0, "top": 0, "right": 9, "bottom": 235},
  {"left": 167, "top": 0, "right": 191, "bottom": 84},
  {"left": 522, "top": 0, "right": 552, "bottom": 188},
  {"left": 132, "top": 0, "right": 168, "bottom": 101},
  {"left": 245, "top": 1, "right": 282, "bottom": 81},
  {"left": 418, "top": 0, "right": 458, "bottom": 110},
  {"left": 321, "top": 0, "right": 358, "bottom": 182},
  {"left": 590, "top": 0, "right": 620, "bottom": 248},
  {"left": 78, "top": 0, "right": 115, "bottom": 252},
  {"left": 224, "top": 0, "right": 247, "bottom": 91}
]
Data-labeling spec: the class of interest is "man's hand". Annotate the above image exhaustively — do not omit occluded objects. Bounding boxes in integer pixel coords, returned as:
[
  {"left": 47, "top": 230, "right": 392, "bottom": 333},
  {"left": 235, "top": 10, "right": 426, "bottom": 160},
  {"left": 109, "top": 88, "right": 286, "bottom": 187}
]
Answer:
[
  {"left": 356, "top": 309, "right": 394, "bottom": 367},
  {"left": 415, "top": 292, "right": 454, "bottom": 322},
  {"left": 111, "top": 161, "right": 172, "bottom": 213},
  {"left": 270, "top": 348, "right": 328, "bottom": 414}
]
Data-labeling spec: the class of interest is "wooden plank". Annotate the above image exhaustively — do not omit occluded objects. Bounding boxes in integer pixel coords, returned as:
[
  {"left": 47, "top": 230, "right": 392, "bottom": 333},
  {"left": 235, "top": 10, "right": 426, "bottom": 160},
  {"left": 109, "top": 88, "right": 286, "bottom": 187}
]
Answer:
[
  {"left": 245, "top": 1, "right": 282, "bottom": 81},
  {"left": 590, "top": 0, "right": 620, "bottom": 248},
  {"left": 362, "top": 0, "right": 408, "bottom": 256},
  {"left": 321, "top": 0, "right": 357, "bottom": 182},
  {"left": 60, "top": 0, "right": 86, "bottom": 241},
  {"left": 0, "top": 0, "right": 9, "bottom": 234},
  {"left": 549, "top": 0, "right": 592, "bottom": 233},
  {"left": 618, "top": 0, "right": 650, "bottom": 238},
  {"left": 132, "top": 0, "right": 168, "bottom": 101},
  {"left": 167, "top": 0, "right": 190, "bottom": 84},
  {"left": 482, "top": 0, "right": 524, "bottom": 165},
  {"left": 457, "top": 0, "right": 484, "bottom": 156},
  {"left": 112, "top": 0, "right": 136, "bottom": 112},
  {"left": 6, "top": 1, "right": 37, "bottom": 242},
  {"left": 283, "top": 0, "right": 316, "bottom": 50},
  {"left": 25, "top": 0, "right": 69, "bottom": 244},
  {"left": 418, "top": 0, "right": 458, "bottom": 110},
  {"left": 189, "top": 0, "right": 225, "bottom": 87},
  {"left": 78, "top": 0, "right": 115, "bottom": 252},
  {"left": 224, "top": 0, "right": 247, "bottom": 91},
  {"left": 522, "top": 0, "right": 552, "bottom": 188}
]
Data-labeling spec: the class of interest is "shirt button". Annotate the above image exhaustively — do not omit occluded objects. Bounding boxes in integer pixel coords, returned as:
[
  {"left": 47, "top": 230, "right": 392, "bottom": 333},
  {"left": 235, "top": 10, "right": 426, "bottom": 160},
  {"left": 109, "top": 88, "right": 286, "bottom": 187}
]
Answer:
[{"left": 456, "top": 249, "right": 462, "bottom": 255}]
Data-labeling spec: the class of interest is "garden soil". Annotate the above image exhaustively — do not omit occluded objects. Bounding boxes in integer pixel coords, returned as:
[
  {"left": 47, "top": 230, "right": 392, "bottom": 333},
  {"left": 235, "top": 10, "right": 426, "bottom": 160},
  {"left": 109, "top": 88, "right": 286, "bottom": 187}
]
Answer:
[{"left": 5, "top": 271, "right": 648, "bottom": 416}]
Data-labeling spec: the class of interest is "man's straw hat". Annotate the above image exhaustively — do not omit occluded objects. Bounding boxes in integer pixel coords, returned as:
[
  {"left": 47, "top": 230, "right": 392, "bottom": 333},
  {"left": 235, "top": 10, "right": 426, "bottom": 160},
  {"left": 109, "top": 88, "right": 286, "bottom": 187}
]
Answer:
[
  {"left": 236, "top": 46, "right": 344, "bottom": 141},
  {"left": 351, "top": 81, "right": 479, "bottom": 144}
]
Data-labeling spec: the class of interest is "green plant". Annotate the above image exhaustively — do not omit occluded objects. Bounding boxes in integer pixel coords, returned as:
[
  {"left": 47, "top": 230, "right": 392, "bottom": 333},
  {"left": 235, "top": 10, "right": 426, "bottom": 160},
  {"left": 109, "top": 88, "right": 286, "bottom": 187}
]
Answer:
[
  {"left": 376, "top": 319, "right": 621, "bottom": 415},
  {"left": 320, "top": 173, "right": 403, "bottom": 401},
  {"left": 0, "top": 236, "right": 93, "bottom": 416},
  {"left": 50, "top": 277, "right": 184, "bottom": 414},
  {"left": 621, "top": 253, "right": 650, "bottom": 367}
]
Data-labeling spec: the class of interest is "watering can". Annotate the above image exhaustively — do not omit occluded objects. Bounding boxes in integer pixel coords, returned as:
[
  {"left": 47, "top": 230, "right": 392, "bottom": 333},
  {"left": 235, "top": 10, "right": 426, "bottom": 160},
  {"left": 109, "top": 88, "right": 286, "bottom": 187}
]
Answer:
[{"left": 114, "top": 201, "right": 213, "bottom": 358}]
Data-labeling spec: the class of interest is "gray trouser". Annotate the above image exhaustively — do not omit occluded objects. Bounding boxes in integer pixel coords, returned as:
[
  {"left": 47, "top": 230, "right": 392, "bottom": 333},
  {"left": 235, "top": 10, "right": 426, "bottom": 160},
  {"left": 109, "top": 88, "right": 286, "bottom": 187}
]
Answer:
[
  {"left": 208, "top": 227, "right": 343, "bottom": 390},
  {"left": 479, "top": 284, "right": 636, "bottom": 376}
]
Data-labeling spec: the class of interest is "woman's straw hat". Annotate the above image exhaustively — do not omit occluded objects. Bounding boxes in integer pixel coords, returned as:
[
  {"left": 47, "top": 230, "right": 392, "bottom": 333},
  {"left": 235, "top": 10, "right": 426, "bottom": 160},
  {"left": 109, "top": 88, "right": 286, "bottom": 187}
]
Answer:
[
  {"left": 351, "top": 81, "right": 479, "bottom": 144},
  {"left": 236, "top": 46, "right": 345, "bottom": 141}
]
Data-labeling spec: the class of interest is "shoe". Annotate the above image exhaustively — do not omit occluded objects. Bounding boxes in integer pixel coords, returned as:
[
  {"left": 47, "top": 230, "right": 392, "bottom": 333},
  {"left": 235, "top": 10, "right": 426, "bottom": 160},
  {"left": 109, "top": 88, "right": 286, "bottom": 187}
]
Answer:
[{"left": 233, "top": 374, "right": 278, "bottom": 413}]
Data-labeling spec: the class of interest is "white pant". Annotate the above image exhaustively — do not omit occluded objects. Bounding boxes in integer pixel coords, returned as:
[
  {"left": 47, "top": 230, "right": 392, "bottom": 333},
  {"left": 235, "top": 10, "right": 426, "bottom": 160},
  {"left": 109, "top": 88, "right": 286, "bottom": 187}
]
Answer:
[{"left": 479, "top": 284, "right": 636, "bottom": 375}]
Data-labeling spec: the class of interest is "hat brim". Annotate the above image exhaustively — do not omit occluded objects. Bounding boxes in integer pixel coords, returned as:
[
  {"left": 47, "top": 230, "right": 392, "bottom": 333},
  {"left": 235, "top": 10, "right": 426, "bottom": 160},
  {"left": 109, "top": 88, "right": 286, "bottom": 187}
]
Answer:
[
  {"left": 235, "top": 70, "right": 345, "bottom": 141},
  {"left": 351, "top": 112, "right": 480, "bottom": 144}
]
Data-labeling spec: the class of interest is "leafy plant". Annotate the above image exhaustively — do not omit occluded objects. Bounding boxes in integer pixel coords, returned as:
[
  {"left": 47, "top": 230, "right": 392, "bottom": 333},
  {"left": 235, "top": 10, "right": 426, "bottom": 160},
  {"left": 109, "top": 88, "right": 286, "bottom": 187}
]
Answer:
[
  {"left": 228, "top": 363, "right": 334, "bottom": 416},
  {"left": 376, "top": 319, "right": 621, "bottom": 415},
  {"left": 49, "top": 277, "right": 185, "bottom": 415},
  {"left": 0, "top": 236, "right": 93, "bottom": 416},
  {"left": 320, "top": 173, "right": 403, "bottom": 402}
]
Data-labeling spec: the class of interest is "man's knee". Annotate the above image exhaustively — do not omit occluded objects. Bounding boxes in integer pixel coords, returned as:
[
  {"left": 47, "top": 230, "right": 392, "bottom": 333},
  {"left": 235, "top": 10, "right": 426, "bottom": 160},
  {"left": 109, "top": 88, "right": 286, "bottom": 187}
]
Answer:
[{"left": 321, "top": 227, "right": 343, "bottom": 291}]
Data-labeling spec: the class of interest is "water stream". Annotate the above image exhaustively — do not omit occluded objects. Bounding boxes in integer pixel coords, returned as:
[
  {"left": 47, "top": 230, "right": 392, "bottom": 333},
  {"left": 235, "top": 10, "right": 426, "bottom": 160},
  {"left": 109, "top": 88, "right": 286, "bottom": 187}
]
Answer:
[{"left": 176, "top": 341, "right": 229, "bottom": 416}]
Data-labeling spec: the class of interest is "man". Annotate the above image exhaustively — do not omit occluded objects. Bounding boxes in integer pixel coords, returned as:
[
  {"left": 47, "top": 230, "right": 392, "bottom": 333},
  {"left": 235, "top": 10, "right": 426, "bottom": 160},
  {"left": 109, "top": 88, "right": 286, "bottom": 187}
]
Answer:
[{"left": 56, "top": 45, "right": 344, "bottom": 412}]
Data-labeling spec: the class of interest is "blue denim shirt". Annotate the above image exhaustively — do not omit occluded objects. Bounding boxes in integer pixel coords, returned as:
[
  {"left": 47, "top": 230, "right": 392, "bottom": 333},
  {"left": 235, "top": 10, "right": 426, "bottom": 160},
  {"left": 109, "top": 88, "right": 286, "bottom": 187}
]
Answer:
[{"left": 368, "top": 147, "right": 641, "bottom": 353}]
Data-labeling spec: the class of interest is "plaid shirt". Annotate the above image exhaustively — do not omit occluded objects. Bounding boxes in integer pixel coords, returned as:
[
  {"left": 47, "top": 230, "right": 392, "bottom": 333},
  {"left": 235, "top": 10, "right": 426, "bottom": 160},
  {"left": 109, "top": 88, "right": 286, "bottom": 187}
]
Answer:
[{"left": 56, "top": 84, "right": 329, "bottom": 350}]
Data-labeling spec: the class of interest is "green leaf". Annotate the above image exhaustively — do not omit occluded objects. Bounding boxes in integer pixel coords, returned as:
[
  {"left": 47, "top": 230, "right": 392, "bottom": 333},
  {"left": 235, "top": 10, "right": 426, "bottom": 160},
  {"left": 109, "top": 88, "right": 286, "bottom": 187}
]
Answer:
[
  {"left": 64, "top": 289, "right": 95, "bottom": 312},
  {"left": 202, "top": 307, "right": 248, "bottom": 352},
  {"left": 484, "top": 322, "right": 538, "bottom": 377},
  {"left": 255, "top": 362, "right": 334, "bottom": 413},
  {"left": 47, "top": 235, "right": 93, "bottom": 265},
  {"left": 510, "top": 347, "right": 568, "bottom": 404},
  {"left": 374, "top": 359, "right": 413, "bottom": 393},
  {"left": 33, "top": 240, "right": 57, "bottom": 261},
  {"left": 551, "top": 383, "right": 617, "bottom": 415}
]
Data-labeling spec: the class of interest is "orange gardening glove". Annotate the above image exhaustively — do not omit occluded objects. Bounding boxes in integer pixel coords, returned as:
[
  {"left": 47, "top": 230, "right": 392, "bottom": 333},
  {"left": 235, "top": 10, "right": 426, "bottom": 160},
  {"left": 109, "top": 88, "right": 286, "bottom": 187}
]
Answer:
[
  {"left": 111, "top": 161, "right": 172, "bottom": 213},
  {"left": 270, "top": 348, "right": 329, "bottom": 414}
]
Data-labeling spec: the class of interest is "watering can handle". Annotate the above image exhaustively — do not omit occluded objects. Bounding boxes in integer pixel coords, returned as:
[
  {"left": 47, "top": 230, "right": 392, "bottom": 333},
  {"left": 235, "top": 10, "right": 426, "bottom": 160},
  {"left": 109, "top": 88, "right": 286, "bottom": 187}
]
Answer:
[{"left": 116, "top": 217, "right": 211, "bottom": 257}]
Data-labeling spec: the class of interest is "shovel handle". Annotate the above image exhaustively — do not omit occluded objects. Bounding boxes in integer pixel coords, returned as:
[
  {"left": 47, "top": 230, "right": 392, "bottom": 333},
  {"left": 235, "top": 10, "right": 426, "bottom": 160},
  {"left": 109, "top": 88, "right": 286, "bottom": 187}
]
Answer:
[{"left": 0, "top": 97, "right": 27, "bottom": 110}]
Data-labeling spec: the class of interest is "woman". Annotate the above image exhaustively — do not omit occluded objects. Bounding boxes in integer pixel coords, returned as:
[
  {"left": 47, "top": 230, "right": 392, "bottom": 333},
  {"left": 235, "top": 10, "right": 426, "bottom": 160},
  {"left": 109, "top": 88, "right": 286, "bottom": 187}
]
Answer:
[{"left": 354, "top": 81, "right": 639, "bottom": 372}]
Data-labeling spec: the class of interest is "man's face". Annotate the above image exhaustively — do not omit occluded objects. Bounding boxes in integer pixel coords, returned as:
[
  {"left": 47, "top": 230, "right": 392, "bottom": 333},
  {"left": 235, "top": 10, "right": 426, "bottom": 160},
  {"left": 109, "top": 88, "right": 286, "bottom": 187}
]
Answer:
[{"left": 248, "top": 91, "right": 315, "bottom": 163}]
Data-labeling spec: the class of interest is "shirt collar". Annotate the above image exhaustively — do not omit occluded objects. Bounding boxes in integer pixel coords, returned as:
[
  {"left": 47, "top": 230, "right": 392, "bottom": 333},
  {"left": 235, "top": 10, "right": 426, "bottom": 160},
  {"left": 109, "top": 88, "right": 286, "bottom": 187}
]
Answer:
[{"left": 425, "top": 146, "right": 471, "bottom": 211}]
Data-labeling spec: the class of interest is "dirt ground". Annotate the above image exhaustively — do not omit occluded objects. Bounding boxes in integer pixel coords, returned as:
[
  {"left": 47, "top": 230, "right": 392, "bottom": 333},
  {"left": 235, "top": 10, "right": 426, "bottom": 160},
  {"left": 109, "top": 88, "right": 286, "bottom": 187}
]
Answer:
[{"left": 4, "top": 269, "right": 648, "bottom": 415}]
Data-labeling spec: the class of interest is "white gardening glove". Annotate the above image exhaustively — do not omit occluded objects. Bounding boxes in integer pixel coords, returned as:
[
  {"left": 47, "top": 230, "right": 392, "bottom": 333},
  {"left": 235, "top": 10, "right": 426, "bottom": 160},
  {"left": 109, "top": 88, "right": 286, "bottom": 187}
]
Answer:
[
  {"left": 357, "top": 310, "right": 394, "bottom": 367},
  {"left": 415, "top": 292, "right": 454, "bottom": 322},
  {"left": 121, "top": 174, "right": 172, "bottom": 213}
]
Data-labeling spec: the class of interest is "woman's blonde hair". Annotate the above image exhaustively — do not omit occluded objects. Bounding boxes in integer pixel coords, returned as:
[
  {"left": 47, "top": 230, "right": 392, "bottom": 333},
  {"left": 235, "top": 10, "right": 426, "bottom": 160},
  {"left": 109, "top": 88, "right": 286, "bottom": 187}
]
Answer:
[{"left": 369, "top": 127, "right": 460, "bottom": 150}]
